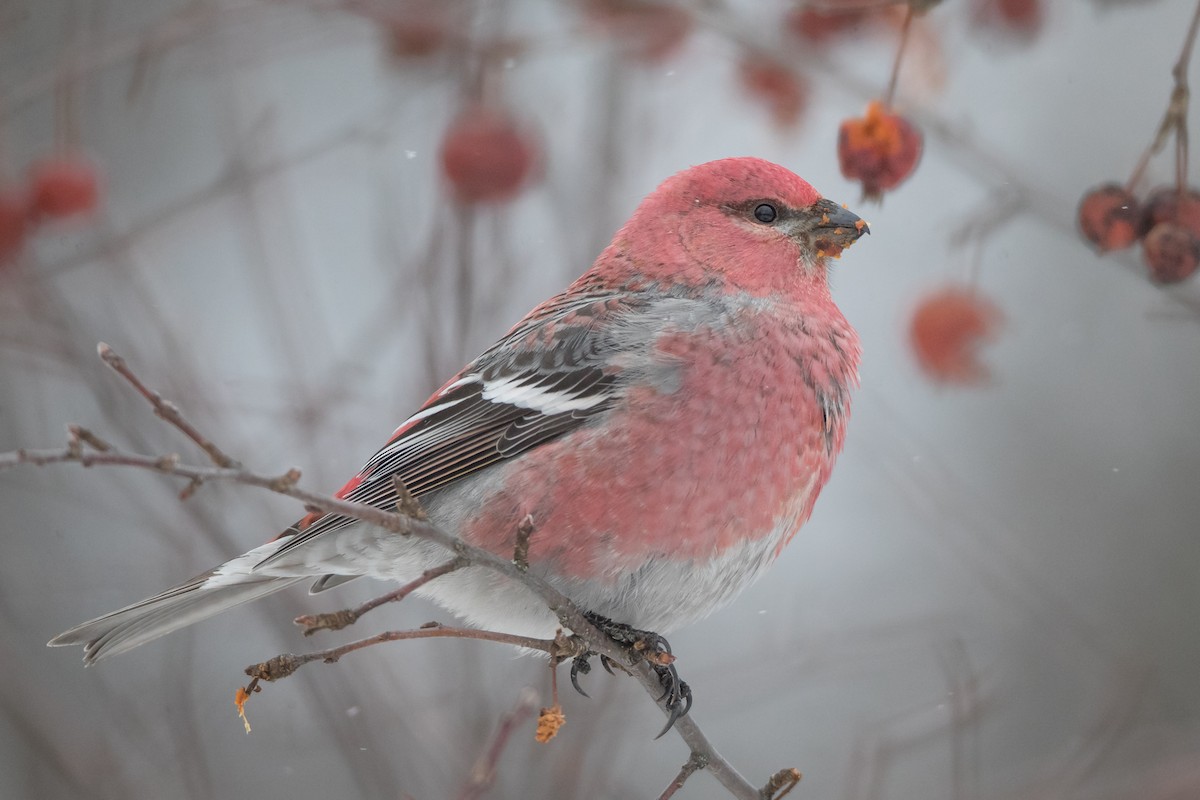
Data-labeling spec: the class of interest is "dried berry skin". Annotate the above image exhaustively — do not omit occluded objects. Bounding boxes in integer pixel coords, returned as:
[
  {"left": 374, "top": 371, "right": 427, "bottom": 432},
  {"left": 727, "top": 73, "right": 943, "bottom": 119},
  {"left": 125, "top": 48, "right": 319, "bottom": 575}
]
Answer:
[
  {"left": 0, "top": 189, "right": 27, "bottom": 264},
  {"left": 909, "top": 286, "right": 1003, "bottom": 384},
  {"left": 1139, "top": 186, "right": 1200, "bottom": 238},
  {"left": 28, "top": 156, "right": 101, "bottom": 219},
  {"left": 837, "top": 102, "right": 923, "bottom": 201},
  {"left": 1077, "top": 184, "right": 1140, "bottom": 252},
  {"left": 440, "top": 107, "right": 537, "bottom": 204},
  {"left": 1141, "top": 222, "right": 1200, "bottom": 284}
]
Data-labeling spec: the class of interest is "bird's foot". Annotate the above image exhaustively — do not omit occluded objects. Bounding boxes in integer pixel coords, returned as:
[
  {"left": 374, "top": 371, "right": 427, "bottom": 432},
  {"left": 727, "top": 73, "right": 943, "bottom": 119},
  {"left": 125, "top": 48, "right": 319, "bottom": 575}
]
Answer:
[{"left": 570, "top": 612, "right": 693, "bottom": 737}]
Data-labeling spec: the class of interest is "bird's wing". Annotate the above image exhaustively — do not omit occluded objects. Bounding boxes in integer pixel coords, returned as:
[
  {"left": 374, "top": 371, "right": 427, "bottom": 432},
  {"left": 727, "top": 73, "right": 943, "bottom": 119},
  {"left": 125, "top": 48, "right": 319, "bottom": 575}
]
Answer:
[{"left": 259, "top": 289, "right": 653, "bottom": 566}]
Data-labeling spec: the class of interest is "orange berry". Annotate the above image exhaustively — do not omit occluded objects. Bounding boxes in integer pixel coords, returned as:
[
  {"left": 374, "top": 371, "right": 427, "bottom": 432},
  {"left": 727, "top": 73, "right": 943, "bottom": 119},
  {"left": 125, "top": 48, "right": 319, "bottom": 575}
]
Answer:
[
  {"left": 1077, "top": 184, "right": 1140, "bottom": 252},
  {"left": 909, "top": 287, "right": 1003, "bottom": 384},
  {"left": 738, "top": 56, "right": 810, "bottom": 129},
  {"left": 837, "top": 102, "right": 923, "bottom": 201},
  {"left": 439, "top": 107, "right": 538, "bottom": 204},
  {"left": 1141, "top": 222, "right": 1199, "bottom": 284},
  {"left": 28, "top": 155, "right": 101, "bottom": 220}
]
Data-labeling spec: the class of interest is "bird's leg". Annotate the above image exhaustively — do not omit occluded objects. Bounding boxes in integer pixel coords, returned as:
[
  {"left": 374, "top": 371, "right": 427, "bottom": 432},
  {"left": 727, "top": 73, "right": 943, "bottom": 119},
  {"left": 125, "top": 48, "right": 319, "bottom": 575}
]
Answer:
[{"left": 575, "top": 611, "right": 693, "bottom": 736}]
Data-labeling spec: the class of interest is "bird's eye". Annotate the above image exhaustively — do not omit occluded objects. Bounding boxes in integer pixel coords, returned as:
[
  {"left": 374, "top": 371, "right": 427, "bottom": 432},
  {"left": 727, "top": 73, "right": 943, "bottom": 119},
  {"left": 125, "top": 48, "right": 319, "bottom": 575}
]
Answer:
[{"left": 753, "top": 203, "right": 778, "bottom": 224}]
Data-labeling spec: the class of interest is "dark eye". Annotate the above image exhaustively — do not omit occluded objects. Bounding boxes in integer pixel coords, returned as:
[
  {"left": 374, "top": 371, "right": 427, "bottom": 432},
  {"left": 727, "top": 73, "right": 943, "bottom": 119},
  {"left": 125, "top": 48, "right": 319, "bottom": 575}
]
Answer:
[{"left": 753, "top": 203, "right": 778, "bottom": 224}]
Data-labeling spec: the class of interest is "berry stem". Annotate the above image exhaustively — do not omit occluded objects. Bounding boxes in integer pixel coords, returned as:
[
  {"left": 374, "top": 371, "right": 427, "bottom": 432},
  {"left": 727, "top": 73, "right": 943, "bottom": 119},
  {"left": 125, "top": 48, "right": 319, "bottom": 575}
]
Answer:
[
  {"left": 1126, "top": 0, "right": 1200, "bottom": 193},
  {"left": 882, "top": 5, "right": 915, "bottom": 108}
]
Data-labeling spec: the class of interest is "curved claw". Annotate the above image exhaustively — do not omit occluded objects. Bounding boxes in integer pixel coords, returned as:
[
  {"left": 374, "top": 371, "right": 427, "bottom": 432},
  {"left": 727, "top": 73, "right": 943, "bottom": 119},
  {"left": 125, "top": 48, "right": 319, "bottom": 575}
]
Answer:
[
  {"left": 580, "top": 611, "right": 693, "bottom": 737},
  {"left": 652, "top": 665, "right": 693, "bottom": 738},
  {"left": 570, "top": 653, "right": 593, "bottom": 698}
]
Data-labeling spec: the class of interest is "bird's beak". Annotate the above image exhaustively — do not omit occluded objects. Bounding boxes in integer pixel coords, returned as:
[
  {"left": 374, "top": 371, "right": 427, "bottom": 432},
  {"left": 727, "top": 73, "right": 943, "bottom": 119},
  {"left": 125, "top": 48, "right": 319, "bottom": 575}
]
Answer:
[{"left": 811, "top": 199, "right": 869, "bottom": 258}]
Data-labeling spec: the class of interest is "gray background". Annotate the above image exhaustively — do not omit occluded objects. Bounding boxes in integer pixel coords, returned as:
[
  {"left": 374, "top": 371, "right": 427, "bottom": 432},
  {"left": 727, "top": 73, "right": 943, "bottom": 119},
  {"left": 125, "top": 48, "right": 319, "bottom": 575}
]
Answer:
[{"left": 1, "top": 1, "right": 1198, "bottom": 798}]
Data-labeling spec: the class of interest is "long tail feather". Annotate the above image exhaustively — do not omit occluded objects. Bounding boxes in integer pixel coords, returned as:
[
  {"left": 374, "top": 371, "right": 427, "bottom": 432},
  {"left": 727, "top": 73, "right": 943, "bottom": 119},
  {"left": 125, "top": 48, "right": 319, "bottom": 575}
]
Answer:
[{"left": 49, "top": 567, "right": 306, "bottom": 664}]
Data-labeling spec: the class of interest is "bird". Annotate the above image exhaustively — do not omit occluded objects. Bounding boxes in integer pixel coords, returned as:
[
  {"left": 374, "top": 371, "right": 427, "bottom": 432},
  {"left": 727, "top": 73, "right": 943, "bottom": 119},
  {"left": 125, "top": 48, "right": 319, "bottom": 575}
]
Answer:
[{"left": 50, "top": 157, "right": 867, "bottom": 697}]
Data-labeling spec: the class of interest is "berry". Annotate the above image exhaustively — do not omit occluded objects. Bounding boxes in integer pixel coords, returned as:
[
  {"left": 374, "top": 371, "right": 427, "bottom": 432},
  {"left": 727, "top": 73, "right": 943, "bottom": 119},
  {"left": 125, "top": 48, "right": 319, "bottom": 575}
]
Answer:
[
  {"left": 785, "top": 7, "right": 869, "bottom": 45},
  {"left": 0, "top": 189, "right": 28, "bottom": 264},
  {"left": 910, "top": 286, "right": 1003, "bottom": 384},
  {"left": 582, "top": 0, "right": 691, "bottom": 62},
  {"left": 738, "top": 56, "right": 810, "bottom": 129},
  {"left": 837, "top": 101, "right": 923, "bottom": 201},
  {"left": 971, "top": 0, "right": 1043, "bottom": 38},
  {"left": 1077, "top": 184, "right": 1140, "bottom": 252},
  {"left": 28, "top": 156, "right": 101, "bottom": 220},
  {"left": 1139, "top": 186, "right": 1200, "bottom": 238},
  {"left": 440, "top": 107, "right": 537, "bottom": 204},
  {"left": 1141, "top": 222, "right": 1200, "bottom": 284},
  {"left": 386, "top": 19, "right": 449, "bottom": 58}
]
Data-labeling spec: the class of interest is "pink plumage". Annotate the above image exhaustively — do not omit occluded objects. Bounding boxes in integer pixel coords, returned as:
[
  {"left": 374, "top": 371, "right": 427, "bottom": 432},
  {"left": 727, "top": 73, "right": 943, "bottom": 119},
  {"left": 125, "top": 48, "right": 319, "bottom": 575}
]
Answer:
[{"left": 50, "top": 157, "right": 867, "bottom": 663}]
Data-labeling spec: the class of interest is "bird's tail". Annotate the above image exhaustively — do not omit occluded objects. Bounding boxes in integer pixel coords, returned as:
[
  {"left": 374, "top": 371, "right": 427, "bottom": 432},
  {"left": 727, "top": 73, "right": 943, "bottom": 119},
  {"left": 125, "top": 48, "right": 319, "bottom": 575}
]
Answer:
[{"left": 48, "top": 544, "right": 307, "bottom": 664}]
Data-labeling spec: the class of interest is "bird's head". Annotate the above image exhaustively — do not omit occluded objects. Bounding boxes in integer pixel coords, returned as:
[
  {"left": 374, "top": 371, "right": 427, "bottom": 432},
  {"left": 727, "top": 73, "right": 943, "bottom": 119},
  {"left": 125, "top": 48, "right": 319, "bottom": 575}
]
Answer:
[{"left": 606, "top": 157, "right": 868, "bottom": 298}]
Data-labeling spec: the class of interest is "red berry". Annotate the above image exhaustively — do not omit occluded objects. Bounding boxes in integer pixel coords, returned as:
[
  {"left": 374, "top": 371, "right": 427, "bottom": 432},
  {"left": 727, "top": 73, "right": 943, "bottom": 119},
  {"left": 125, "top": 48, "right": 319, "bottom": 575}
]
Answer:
[
  {"left": 837, "top": 101, "right": 923, "bottom": 201},
  {"left": 0, "top": 189, "right": 28, "bottom": 264},
  {"left": 28, "top": 156, "right": 101, "bottom": 220},
  {"left": 386, "top": 20, "right": 448, "bottom": 58},
  {"left": 582, "top": 0, "right": 691, "bottom": 62},
  {"left": 1139, "top": 186, "right": 1200, "bottom": 238},
  {"left": 785, "top": 7, "right": 869, "bottom": 45},
  {"left": 440, "top": 107, "right": 537, "bottom": 204},
  {"left": 910, "top": 287, "right": 1003, "bottom": 384},
  {"left": 1141, "top": 222, "right": 1200, "bottom": 284},
  {"left": 738, "top": 56, "right": 810, "bottom": 129},
  {"left": 1077, "top": 184, "right": 1140, "bottom": 252},
  {"left": 971, "top": 0, "right": 1043, "bottom": 38}
]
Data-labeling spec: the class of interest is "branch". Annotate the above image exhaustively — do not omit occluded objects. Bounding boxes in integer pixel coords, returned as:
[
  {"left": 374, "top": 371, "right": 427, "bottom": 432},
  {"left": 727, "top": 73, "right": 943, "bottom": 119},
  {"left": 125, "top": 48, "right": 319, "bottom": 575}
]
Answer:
[
  {"left": 657, "top": 751, "right": 709, "bottom": 800},
  {"left": 4, "top": 344, "right": 777, "bottom": 800},
  {"left": 97, "top": 342, "right": 239, "bottom": 469},
  {"left": 243, "top": 623, "right": 574, "bottom": 683},
  {"left": 294, "top": 558, "right": 466, "bottom": 635},
  {"left": 456, "top": 688, "right": 540, "bottom": 800}
]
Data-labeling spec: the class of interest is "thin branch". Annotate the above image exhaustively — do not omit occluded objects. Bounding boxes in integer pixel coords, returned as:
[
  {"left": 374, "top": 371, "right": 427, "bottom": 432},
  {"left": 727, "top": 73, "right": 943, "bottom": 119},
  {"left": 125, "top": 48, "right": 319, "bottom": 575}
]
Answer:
[
  {"left": 882, "top": 4, "right": 914, "bottom": 108},
  {"left": 760, "top": 768, "right": 803, "bottom": 799},
  {"left": 1126, "top": 0, "right": 1200, "bottom": 192},
  {"left": 97, "top": 342, "right": 239, "bottom": 468},
  {"left": 295, "top": 557, "right": 467, "bottom": 635},
  {"left": 456, "top": 688, "right": 540, "bottom": 800},
  {"left": 512, "top": 513, "right": 535, "bottom": 571},
  {"left": 657, "top": 752, "right": 709, "bottom": 800},
  {"left": 244, "top": 623, "right": 574, "bottom": 684}
]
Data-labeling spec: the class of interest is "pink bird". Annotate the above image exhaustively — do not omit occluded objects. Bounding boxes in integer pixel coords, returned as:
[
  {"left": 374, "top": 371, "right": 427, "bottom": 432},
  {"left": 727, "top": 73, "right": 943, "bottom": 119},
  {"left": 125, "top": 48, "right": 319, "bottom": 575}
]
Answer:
[{"left": 51, "top": 157, "right": 867, "bottom": 722}]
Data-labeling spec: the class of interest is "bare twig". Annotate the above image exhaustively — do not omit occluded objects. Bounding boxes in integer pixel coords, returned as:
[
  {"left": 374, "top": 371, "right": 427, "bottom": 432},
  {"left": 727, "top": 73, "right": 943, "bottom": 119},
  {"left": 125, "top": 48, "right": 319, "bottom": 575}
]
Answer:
[
  {"left": 294, "top": 557, "right": 467, "bottom": 635},
  {"left": 392, "top": 475, "right": 428, "bottom": 520},
  {"left": 1125, "top": 0, "right": 1200, "bottom": 192},
  {"left": 244, "top": 623, "right": 574, "bottom": 683},
  {"left": 882, "top": 4, "right": 914, "bottom": 108},
  {"left": 657, "top": 752, "right": 710, "bottom": 800},
  {"left": 98, "top": 342, "right": 239, "bottom": 469},
  {"left": 456, "top": 688, "right": 540, "bottom": 800},
  {"left": 760, "top": 768, "right": 803, "bottom": 799},
  {"left": 512, "top": 513, "right": 535, "bottom": 571}
]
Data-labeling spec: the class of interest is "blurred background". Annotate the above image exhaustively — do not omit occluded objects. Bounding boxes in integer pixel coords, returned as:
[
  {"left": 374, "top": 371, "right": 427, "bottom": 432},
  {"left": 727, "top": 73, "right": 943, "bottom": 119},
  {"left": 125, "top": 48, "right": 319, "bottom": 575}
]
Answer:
[{"left": 2, "top": 1, "right": 1199, "bottom": 798}]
